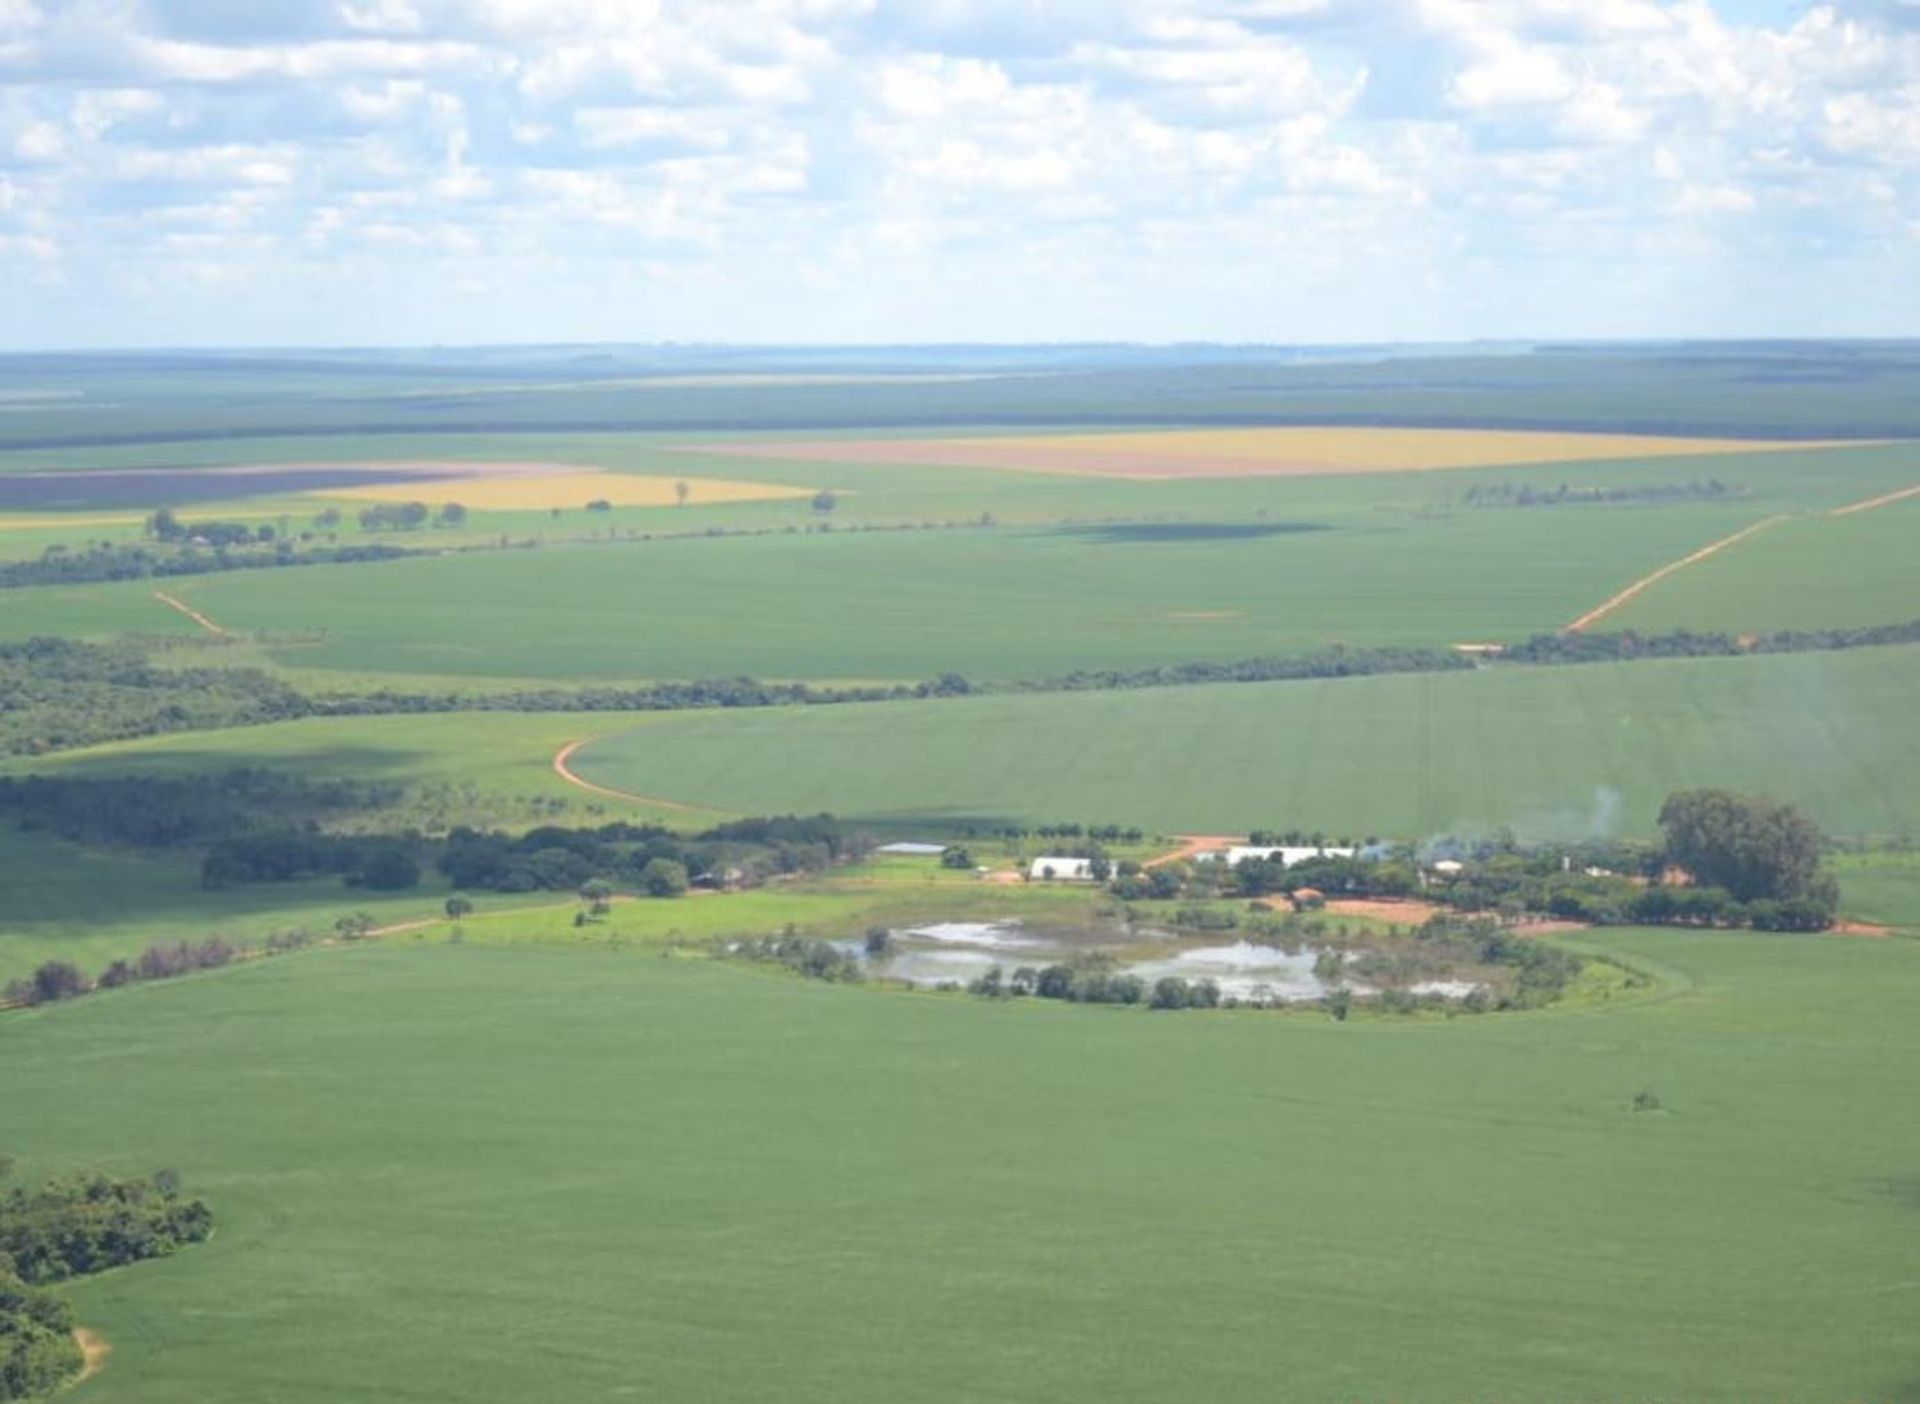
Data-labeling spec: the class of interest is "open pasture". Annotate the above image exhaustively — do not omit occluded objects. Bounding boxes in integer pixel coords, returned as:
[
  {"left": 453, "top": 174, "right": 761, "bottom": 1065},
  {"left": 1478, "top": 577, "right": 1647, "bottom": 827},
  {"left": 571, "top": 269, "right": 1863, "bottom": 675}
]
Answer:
[
  {"left": 5, "top": 925, "right": 1920, "bottom": 1402},
  {"left": 688, "top": 425, "right": 1872, "bottom": 479},
  {"left": 571, "top": 645, "right": 1920, "bottom": 839}
]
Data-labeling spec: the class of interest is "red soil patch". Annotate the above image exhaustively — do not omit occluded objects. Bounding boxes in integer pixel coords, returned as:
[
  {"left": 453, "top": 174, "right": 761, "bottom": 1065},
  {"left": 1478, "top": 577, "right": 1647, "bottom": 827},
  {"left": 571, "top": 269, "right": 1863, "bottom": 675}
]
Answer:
[
  {"left": 1146, "top": 835, "right": 1239, "bottom": 869},
  {"left": 1322, "top": 898, "right": 1446, "bottom": 925},
  {"left": 1831, "top": 920, "right": 1894, "bottom": 937}
]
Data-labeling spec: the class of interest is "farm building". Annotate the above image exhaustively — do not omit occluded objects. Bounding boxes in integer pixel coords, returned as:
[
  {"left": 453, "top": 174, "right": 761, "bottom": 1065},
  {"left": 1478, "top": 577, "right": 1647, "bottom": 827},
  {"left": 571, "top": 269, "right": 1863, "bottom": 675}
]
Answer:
[
  {"left": 1220, "top": 845, "right": 1358, "bottom": 868},
  {"left": 1028, "top": 857, "right": 1096, "bottom": 882},
  {"left": 877, "top": 842, "right": 947, "bottom": 856}
]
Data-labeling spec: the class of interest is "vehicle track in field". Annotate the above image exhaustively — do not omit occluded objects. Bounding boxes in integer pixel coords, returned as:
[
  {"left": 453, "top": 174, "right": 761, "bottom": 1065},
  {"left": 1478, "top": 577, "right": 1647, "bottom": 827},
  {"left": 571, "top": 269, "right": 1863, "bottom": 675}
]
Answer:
[
  {"left": 551, "top": 739, "right": 720, "bottom": 815},
  {"left": 1563, "top": 515, "right": 1788, "bottom": 634},
  {"left": 152, "top": 590, "right": 228, "bottom": 636}
]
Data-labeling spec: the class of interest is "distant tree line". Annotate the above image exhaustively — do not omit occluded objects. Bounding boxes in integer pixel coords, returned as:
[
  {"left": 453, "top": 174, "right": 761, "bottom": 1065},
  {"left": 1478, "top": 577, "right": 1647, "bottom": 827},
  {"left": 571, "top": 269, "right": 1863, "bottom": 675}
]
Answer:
[
  {"left": 195, "top": 814, "right": 863, "bottom": 898},
  {"left": 1460, "top": 478, "right": 1738, "bottom": 509},
  {"left": 0, "top": 1162, "right": 212, "bottom": 1400},
  {"left": 0, "top": 539, "right": 413, "bottom": 591},
  {"left": 11, "top": 614, "right": 1920, "bottom": 761}
]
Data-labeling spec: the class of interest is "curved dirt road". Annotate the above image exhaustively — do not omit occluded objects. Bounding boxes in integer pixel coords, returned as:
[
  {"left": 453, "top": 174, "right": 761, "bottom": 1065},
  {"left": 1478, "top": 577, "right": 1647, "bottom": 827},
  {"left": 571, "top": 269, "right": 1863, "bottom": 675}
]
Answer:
[{"left": 551, "top": 740, "right": 717, "bottom": 815}]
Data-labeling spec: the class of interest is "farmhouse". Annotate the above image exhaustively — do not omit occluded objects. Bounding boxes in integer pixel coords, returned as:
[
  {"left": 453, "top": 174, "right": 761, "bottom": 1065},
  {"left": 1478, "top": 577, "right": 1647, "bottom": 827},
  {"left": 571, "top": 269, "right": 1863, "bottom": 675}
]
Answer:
[{"left": 1028, "top": 857, "right": 1096, "bottom": 882}]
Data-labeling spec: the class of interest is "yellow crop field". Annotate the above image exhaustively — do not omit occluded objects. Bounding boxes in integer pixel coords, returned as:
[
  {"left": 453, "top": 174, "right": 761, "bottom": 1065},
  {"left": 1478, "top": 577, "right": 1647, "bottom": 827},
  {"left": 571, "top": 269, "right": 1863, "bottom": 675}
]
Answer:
[
  {"left": 325, "top": 471, "right": 814, "bottom": 510},
  {"left": 696, "top": 427, "right": 1872, "bottom": 479}
]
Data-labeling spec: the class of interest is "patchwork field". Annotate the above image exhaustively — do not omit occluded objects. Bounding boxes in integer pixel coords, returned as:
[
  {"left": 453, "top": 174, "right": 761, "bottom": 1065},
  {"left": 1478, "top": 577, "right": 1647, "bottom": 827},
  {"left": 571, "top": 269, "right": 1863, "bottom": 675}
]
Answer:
[
  {"left": 570, "top": 646, "right": 1920, "bottom": 838},
  {"left": 3, "top": 345, "right": 1918, "bottom": 1404},
  {"left": 6, "top": 928, "right": 1920, "bottom": 1402},
  {"left": 691, "top": 426, "right": 1872, "bottom": 479}
]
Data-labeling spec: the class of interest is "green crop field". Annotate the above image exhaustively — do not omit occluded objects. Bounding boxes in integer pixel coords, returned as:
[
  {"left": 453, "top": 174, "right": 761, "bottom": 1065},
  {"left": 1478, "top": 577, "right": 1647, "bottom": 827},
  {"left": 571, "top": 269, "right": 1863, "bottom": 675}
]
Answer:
[
  {"left": 2, "top": 437, "right": 1912, "bottom": 687},
  {"left": 5, "top": 928, "right": 1919, "bottom": 1403},
  {"left": 572, "top": 645, "right": 1920, "bottom": 838},
  {"left": 0, "top": 499, "right": 1840, "bottom": 684},
  {"left": 1607, "top": 500, "right": 1920, "bottom": 636}
]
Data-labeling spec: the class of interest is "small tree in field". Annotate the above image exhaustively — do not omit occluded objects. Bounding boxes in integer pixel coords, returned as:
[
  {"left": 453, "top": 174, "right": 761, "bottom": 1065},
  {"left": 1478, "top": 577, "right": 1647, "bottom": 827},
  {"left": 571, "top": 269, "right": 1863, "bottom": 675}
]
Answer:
[
  {"left": 674, "top": 480, "right": 689, "bottom": 507},
  {"left": 444, "top": 895, "right": 473, "bottom": 920},
  {"left": 640, "top": 858, "right": 688, "bottom": 898},
  {"left": 811, "top": 489, "right": 837, "bottom": 514}
]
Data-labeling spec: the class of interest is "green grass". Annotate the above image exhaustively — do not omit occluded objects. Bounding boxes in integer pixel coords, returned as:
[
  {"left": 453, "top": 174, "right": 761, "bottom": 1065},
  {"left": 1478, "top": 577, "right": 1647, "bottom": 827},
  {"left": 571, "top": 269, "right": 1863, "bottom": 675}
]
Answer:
[
  {"left": 4, "top": 927, "right": 1919, "bottom": 1402},
  {"left": 571, "top": 645, "right": 1920, "bottom": 838},
  {"left": 1834, "top": 852, "right": 1920, "bottom": 931},
  {"left": 0, "top": 829, "right": 450, "bottom": 987}
]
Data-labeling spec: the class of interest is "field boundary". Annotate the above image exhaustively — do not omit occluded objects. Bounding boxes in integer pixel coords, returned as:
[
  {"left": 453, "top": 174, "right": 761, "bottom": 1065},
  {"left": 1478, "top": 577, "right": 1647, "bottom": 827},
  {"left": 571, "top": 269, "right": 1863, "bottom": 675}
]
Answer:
[
  {"left": 1563, "top": 515, "right": 1788, "bottom": 633},
  {"left": 1832, "top": 484, "right": 1920, "bottom": 516},
  {"left": 153, "top": 590, "right": 229, "bottom": 636}
]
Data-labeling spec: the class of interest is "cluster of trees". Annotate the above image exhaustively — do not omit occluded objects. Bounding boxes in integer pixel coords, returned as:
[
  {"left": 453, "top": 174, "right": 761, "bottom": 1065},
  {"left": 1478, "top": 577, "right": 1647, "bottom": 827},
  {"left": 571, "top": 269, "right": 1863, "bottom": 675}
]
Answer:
[
  {"left": 356, "top": 502, "right": 430, "bottom": 531},
  {"left": 0, "top": 768, "right": 393, "bottom": 848},
  {"left": 976, "top": 955, "right": 1149, "bottom": 1005},
  {"left": 354, "top": 501, "right": 469, "bottom": 531},
  {"left": 434, "top": 816, "right": 856, "bottom": 897},
  {"left": 1460, "top": 478, "right": 1736, "bottom": 509},
  {"left": 0, "top": 1259, "right": 77, "bottom": 1401},
  {"left": 0, "top": 642, "right": 310, "bottom": 757},
  {"left": 730, "top": 932, "right": 862, "bottom": 982},
  {"left": 144, "top": 508, "right": 277, "bottom": 546},
  {"left": 1, "top": 1167, "right": 212, "bottom": 1285},
  {"left": 0, "top": 1161, "right": 213, "bottom": 1400}
]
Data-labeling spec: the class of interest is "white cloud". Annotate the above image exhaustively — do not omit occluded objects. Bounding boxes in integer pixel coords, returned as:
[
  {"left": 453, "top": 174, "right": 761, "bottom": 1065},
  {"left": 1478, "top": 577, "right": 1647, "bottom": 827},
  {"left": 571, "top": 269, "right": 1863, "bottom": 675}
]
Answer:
[{"left": 1, "top": 0, "right": 1918, "bottom": 344}]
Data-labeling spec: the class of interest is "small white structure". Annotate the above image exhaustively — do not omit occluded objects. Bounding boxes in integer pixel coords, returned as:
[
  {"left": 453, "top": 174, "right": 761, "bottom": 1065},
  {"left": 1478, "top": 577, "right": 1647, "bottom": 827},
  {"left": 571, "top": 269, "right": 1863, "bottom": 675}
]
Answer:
[
  {"left": 1220, "top": 845, "right": 1357, "bottom": 869},
  {"left": 1430, "top": 859, "right": 1466, "bottom": 876},
  {"left": 877, "top": 842, "right": 948, "bottom": 856},
  {"left": 1028, "top": 856, "right": 1096, "bottom": 882}
]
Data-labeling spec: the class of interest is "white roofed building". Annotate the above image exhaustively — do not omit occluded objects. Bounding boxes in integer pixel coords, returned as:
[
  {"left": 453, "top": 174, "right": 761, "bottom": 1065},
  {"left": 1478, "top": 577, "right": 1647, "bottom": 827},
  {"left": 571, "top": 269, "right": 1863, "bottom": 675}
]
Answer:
[{"left": 1028, "top": 857, "right": 1096, "bottom": 882}]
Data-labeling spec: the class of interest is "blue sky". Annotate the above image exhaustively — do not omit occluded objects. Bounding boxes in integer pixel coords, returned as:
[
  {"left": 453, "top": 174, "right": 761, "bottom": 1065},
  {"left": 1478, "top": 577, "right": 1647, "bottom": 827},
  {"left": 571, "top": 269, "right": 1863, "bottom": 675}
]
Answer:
[{"left": 0, "top": 0, "right": 1916, "bottom": 347}]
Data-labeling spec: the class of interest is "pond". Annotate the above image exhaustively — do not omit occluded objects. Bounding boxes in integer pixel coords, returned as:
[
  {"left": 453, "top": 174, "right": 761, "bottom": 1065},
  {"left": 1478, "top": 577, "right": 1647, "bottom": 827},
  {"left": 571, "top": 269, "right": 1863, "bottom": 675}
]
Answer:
[{"left": 859, "top": 920, "right": 1488, "bottom": 1006}]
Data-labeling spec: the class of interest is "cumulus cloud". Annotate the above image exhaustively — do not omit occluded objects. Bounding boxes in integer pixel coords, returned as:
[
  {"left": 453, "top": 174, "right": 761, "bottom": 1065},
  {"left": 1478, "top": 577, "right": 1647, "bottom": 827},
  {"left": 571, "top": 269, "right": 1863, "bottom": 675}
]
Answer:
[{"left": 0, "top": 0, "right": 1916, "bottom": 344}]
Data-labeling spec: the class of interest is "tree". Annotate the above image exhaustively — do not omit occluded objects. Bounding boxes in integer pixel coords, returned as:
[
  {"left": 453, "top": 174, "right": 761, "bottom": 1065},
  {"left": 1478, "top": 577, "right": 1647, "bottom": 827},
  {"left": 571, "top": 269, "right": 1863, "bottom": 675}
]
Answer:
[
  {"left": 444, "top": 895, "right": 473, "bottom": 919},
  {"left": 674, "top": 480, "right": 689, "bottom": 507},
  {"left": 639, "top": 857, "right": 688, "bottom": 898},
  {"left": 30, "top": 961, "right": 86, "bottom": 1005},
  {"left": 1657, "top": 789, "right": 1830, "bottom": 905},
  {"left": 811, "top": 489, "right": 837, "bottom": 514},
  {"left": 939, "top": 845, "right": 973, "bottom": 870},
  {"left": 436, "top": 502, "right": 468, "bottom": 527},
  {"left": 353, "top": 845, "right": 420, "bottom": 891},
  {"left": 145, "top": 508, "right": 183, "bottom": 541},
  {"left": 579, "top": 878, "right": 613, "bottom": 915}
]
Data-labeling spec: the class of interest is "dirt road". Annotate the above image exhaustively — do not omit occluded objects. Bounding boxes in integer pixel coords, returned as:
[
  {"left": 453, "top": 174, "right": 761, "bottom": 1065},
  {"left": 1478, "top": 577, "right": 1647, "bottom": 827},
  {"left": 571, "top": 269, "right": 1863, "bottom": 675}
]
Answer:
[{"left": 1563, "top": 516, "right": 1786, "bottom": 633}]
